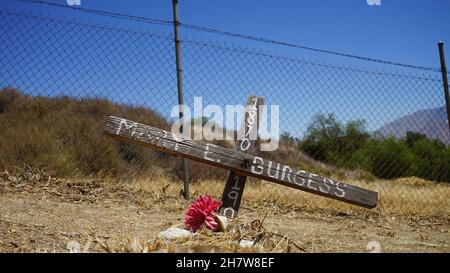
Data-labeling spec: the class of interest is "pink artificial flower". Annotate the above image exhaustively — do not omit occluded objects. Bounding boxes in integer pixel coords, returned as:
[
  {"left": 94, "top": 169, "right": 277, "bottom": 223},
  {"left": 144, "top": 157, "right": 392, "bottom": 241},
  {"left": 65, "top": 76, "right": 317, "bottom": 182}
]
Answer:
[{"left": 185, "top": 195, "right": 222, "bottom": 232}]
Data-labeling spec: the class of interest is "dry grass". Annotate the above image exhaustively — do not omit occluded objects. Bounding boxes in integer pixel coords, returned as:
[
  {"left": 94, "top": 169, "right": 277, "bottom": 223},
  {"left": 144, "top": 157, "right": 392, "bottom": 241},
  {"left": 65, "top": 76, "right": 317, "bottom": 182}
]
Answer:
[
  {"left": 1, "top": 166, "right": 449, "bottom": 253},
  {"left": 124, "top": 167, "right": 450, "bottom": 217},
  {"left": 0, "top": 88, "right": 174, "bottom": 178},
  {"left": 103, "top": 172, "right": 450, "bottom": 252}
]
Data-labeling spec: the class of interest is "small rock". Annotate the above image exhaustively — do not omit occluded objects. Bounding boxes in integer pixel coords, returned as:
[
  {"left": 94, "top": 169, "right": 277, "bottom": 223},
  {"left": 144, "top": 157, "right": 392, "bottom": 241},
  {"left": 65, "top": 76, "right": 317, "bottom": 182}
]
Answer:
[
  {"left": 66, "top": 241, "right": 81, "bottom": 253},
  {"left": 238, "top": 240, "right": 255, "bottom": 248},
  {"left": 158, "top": 227, "right": 192, "bottom": 240},
  {"left": 128, "top": 237, "right": 142, "bottom": 253},
  {"left": 214, "top": 215, "right": 228, "bottom": 232}
]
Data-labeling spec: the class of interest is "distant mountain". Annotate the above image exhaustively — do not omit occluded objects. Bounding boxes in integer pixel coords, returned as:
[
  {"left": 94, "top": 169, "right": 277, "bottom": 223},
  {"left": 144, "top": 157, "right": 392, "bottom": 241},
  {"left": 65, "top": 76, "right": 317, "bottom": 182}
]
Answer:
[{"left": 376, "top": 106, "right": 450, "bottom": 145}]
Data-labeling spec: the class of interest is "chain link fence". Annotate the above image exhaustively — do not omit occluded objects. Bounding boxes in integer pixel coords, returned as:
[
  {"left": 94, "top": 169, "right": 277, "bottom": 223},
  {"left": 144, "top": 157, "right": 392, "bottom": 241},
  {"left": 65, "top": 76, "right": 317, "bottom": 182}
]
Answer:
[{"left": 0, "top": 9, "right": 449, "bottom": 214}]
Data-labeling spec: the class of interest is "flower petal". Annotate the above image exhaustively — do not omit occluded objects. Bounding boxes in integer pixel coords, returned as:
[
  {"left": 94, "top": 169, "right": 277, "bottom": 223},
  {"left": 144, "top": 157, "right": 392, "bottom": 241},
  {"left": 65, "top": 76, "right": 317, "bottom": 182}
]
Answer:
[{"left": 184, "top": 195, "right": 222, "bottom": 232}]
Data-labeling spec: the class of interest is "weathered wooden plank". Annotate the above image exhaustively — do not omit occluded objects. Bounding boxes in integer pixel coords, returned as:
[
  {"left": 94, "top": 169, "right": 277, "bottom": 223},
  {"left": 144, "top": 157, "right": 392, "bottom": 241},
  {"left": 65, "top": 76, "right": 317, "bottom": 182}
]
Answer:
[
  {"left": 220, "top": 95, "right": 265, "bottom": 218},
  {"left": 105, "top": 116, "right": 378, "bottom": 208}
]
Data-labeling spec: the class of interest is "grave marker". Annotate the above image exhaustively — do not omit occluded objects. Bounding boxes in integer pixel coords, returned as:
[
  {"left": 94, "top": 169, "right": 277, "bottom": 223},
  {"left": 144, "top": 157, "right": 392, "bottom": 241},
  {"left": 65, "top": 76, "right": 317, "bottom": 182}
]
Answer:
[{"left": 105, "top": 116, "right": 378, "bottom": 209}]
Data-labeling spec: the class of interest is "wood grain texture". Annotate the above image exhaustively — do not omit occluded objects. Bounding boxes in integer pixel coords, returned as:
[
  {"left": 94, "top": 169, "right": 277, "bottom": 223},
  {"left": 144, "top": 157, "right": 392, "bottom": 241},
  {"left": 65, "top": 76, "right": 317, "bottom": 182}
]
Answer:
[
  {"left": 105, "top": 116, "right": 378, "bottom": 208},
  {"left": 220, "top": 95, "right": 265, "bottom": 218}
]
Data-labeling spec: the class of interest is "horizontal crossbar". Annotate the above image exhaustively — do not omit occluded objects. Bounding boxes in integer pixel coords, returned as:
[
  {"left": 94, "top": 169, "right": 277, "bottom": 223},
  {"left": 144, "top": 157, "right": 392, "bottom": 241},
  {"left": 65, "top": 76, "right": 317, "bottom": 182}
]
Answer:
[{"left": 105, "top": 116, "right": 378, "bottom": 208}]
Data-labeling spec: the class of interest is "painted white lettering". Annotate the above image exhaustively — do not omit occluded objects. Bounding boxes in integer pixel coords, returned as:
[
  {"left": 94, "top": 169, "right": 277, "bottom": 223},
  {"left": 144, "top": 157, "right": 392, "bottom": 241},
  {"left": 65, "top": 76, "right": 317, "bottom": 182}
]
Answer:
[
  {"left": 204, "top": 144, "right": 215, "bottom": 162},
  {"left": 267, "top": 161, "right": 280, "bottom": 179},
  {"left": 307, "top": 173, "right": 319, "bottom": 191},
  {"left": 251, "top": 156, "right": 264, "bottom": 174},
  {"left": 280, "top": 165, "right": 292, "bottom": 182},
  {"left": 307, "top": 180, "right": 317, "bottom": 191},
  {"left": 293, "top": 170, "right": 307, "bottom": 186},
  {"left": 320, "top": 178, "right": 333, "bottom": 194},
  {"left": 117, "top": 119, "right": 137, "bottom": 136},
  {"left": 335, "top": 182, "right": 347, "bottom": 198},
  {"left": 240, "top": 138, "right": 251, "bottom": 151},
  {"left": 222, "top": 207, "right": 236, "bottom": 218}
]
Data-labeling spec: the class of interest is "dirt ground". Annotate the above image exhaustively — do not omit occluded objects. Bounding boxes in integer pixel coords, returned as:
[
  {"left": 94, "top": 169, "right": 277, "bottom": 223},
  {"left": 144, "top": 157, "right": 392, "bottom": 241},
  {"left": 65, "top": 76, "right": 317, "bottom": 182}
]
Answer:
[{"left": 0, "top": 169, "right": 449, "bottom": 253}]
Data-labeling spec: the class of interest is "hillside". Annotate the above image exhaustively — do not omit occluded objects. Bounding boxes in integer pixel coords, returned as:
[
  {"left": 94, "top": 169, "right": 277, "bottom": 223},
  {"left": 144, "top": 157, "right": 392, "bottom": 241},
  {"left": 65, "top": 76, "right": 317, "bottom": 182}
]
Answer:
[
  {"left": 1, "top": 88, "right": 355, "bottom": 182},
  {"left": 376, "top": 106, "right": 449, "bottom": 145},
  {"left": 0, "top": 87, "right": 176, "bottom": 178}
]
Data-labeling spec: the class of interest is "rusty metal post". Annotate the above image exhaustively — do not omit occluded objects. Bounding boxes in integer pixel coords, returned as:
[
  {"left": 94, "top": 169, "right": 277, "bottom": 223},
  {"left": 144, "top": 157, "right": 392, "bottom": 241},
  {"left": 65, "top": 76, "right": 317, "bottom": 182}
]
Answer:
[{"left": 172, "top": 0, "right": 189, "bottom": 199}]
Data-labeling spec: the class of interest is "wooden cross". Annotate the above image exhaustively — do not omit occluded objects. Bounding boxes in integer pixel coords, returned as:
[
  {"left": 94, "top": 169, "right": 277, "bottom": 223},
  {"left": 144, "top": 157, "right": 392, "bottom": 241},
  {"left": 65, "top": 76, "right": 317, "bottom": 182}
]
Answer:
[
  {"left": 219, "top": 95, "right": 264, "bottom": 218},
  {"left": 104, "top": 116, "right": 378, "bottom": 209}
]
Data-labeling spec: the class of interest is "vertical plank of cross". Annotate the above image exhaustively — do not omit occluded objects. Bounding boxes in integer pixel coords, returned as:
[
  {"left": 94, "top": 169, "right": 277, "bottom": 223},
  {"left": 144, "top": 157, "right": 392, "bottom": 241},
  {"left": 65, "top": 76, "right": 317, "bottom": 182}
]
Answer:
[{"left": 219, "top": 95, "right": 264, "bottom": 218}]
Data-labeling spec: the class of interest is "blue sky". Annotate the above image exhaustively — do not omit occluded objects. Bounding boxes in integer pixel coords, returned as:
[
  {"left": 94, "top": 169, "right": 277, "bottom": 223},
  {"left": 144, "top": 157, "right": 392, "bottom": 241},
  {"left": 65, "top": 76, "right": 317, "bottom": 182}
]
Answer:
[
  {"left": 0, "top": 0, "right": 449, "bottom": 138},
  {"left": 3, "top": 0, "right": 448, "bottom": 67}
]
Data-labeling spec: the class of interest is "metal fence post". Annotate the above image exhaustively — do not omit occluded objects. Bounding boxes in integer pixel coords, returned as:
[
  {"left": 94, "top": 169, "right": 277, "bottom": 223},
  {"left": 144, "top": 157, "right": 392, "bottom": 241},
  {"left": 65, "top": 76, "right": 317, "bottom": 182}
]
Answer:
[
  {"left": 172, "top": 0, "right": 189, "bottom": 199},
  {"left": 438, "top": 41, "right": 450, "bottom": 136}
]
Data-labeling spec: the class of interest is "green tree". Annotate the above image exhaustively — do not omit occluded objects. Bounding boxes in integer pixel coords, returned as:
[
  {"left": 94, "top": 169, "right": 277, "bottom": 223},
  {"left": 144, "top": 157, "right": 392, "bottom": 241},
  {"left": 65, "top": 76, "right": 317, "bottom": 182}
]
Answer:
[
  {"left": 299, "top": 114, "right": 369, "bottom": 168},
  {"left": 410, "top": 138, "right": 449, "bottom": 181},
  {"left": 299, "top": 113, "right": 450, "bottom": 182},
  {"left": 356, "top": 138, "right": 415, "bottom": 179},
  {"left": 405, "top": 131, "right": 427, "bottom": 147},
  {"left": 334, "top": 120, "right": 370, "bottom": 168},
  {"left": 299, "top": 114, "right": 343, "bottom": 162}
]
